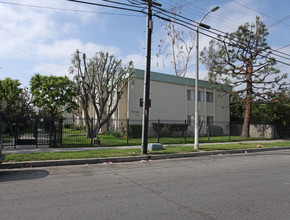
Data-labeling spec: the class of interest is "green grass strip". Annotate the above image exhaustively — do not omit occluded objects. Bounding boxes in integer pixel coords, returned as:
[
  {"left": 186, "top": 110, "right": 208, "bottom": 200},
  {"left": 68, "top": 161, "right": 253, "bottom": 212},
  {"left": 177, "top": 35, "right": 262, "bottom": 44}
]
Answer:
[{"left": 4, "top": 141, "right": 290, "bottom": 163}]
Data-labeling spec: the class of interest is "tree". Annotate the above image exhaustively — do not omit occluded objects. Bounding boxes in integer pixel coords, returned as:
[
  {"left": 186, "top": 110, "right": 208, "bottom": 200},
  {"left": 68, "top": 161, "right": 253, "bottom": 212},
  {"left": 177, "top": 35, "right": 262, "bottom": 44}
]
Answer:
[
  {"left": 200, "top": 17, "right": 287, "bottom": 137},
  {"left": 30, "top": 74, "right": 78, "bottom": 117},
  {"left": 230, "top": 95, "right": 245, "bottom": 122},
  {"left": 156, "top": 7, "right": 195, "bottom": 77},
  {"left": 0, "top": 78, "right": 22, "bottom": 116},
  {"left": 251, "top": 88, "right": 290, "bottom": 137},
  {"left": 231, "top": 88, "right": 290, "bottom": 137},
  {"left": 19, "top": 87, "right": 35, "bottom": 117},
  {"left": 69, "top": 50, "right": 134, "bottom": 139}
]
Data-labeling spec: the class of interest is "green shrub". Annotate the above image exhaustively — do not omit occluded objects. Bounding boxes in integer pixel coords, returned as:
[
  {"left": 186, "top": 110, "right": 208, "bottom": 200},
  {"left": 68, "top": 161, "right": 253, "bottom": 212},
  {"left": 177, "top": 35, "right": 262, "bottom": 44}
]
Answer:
[
  {"left": 73, "top": 125, "right": 86, "bottom": 131},
  {"left": 128, "top": 124, "right": 142, "bottom": 138},
  {"left": 106, "top": 131, "right": 122, "bottom": 138},
  {"left": 152, "top": 123, "right": 187, "bottom": 137},
  {"left": 64, "top": 124, "right": 74, "bottom": 129},
  {"left": 152, "top": 123, "right": 165, "bottom": 135},
  {"left": 209, "top": 125, "right": 223, "bottom": 136}
]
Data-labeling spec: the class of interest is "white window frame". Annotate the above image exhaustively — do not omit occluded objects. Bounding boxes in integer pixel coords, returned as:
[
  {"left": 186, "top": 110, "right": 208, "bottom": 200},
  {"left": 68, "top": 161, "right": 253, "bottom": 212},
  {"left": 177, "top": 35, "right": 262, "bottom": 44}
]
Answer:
[
  {"left": 198, "top": 91, "right": 205, "bottom": 102},
  {"left": 206, "top": 92, "right": 213, "bottom": 102},
  {"left": 187, "top": 90, "right": 195, "bottom": 101},
  {"left": 187, "top": 115, "right": 195, "bottom": 126}
]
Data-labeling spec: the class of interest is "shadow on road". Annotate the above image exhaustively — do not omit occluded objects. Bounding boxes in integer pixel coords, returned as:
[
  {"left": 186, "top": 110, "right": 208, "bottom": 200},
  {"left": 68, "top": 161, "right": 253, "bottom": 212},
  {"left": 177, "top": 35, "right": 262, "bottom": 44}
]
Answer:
[{"left": 0, "top": 169, "right": 49, "bottom": 182}]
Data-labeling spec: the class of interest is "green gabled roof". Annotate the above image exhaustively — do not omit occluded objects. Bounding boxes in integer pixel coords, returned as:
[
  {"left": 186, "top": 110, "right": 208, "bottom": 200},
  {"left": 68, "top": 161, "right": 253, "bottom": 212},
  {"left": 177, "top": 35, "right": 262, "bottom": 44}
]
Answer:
[{"left": 134, "top": 69, "right": 232, "bottom": 92}]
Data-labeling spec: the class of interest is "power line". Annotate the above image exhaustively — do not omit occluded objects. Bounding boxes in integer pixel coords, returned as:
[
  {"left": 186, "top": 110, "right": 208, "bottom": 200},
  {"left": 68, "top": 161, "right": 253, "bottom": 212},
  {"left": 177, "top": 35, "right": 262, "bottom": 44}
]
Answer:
[
  {"left": 64, "top": 0, "right": 290, "bottom": 65},
  {"left": 0, "top": 1, "right": 144, "bottom": 17},
  {"left": 268, "top": 15, "right": 290, "bottom": 29},
  {"left": 8, "top": 0, "right": 286, "bottom": 66},
  {"left": 162, "top": 0, "right": 290, "bottom": 48},
  {"left": 97, "top": 0, "right": 146, "bottom": 9},
  {"left": 63, "top": 0, "right": 290, "bottom": 68},
  {"left": 153, "top": 6, "right": 290, "bottom": 62},
  {"left": 66, "top": 0, "right": 146, "bottom": 14},
  {"left": 153, "top": 12, "right": 290, "bottom": 66},
  {"left": 231, "top": 0, "right": 290, "bottom": 27},
  {"left": 276, "top": 44, "right": 290, "bottom": 51}
]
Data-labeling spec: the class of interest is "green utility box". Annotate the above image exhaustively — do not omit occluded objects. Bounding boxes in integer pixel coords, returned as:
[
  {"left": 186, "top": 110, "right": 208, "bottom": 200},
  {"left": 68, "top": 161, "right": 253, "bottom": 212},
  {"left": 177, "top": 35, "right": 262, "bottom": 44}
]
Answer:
[{"left": 148, "top": 143, "right": 163, "bottom": 151}]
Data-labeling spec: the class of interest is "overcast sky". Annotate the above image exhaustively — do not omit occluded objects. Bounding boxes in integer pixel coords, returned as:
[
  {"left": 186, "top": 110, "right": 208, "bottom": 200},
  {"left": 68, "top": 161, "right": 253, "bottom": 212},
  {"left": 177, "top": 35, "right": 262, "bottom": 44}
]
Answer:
[{"left": 0, "top": 0, "right": 289, "bottom": 87}]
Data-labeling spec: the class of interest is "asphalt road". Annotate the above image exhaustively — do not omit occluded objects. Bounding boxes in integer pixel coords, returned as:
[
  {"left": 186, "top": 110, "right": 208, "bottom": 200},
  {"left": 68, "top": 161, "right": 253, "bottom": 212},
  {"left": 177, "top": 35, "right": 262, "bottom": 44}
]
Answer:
[{"left": 1, "top": 150, "right": 290, "bottom": 220}]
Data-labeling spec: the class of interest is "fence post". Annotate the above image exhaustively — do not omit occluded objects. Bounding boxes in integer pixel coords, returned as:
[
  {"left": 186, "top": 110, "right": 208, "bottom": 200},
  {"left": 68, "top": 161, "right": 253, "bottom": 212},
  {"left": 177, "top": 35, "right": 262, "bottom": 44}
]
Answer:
[
  {"left": 228, "top": 123, "right": 230, "bottom": 141},
  {"left": 14, "top": 116, "right": 19, "bottom": 149},
  {"left": 0, "top": 115, "right": 2, "bottom": 148},
  {"left": 91, "top": 117, "right": 94, "bottom": 145},
  {"left": 207, "top": 125, "right": 210, "bottom": 142},
  {"left": 49, "top": 117, "right": 53, "bottom": 148},
  {"left": 60, "top": 117, "right": 63, "bottom": 146},
  {"left": 184, "top": 120, "right": 187, "bottom": 144},
  {"left": 127, "top": 119, "right": 129, "bottom": 144},
  {"left": 157, "top": 119, "right": 160, "bottom": 143},
  {"left": 35, "top": 117, "right": 39, "bottom": 148},
  {"left": 54, "top": 120, "right": 57, "bottom": 147}
]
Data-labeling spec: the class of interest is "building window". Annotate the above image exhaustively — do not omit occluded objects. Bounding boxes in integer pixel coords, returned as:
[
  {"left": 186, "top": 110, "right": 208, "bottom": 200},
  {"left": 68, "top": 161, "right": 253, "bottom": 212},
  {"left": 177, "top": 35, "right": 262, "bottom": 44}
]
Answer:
[
  {"left": 198, "top": 91, "right": 205, "bottom": 102},
  {"left": 207, "top": 92, "right": 213, "bottom": 102},
  {"left": 207, "top": 116, "right": 214, "bottom": 126},
  {"left": 187, "top": 90, "right": 194, "bottom": 101},
  {"left": 187, "top": 115, "right": 195, "bottom": 126},
  {"left": 199, "top": 116, "right": 205, "bottom": 125}
]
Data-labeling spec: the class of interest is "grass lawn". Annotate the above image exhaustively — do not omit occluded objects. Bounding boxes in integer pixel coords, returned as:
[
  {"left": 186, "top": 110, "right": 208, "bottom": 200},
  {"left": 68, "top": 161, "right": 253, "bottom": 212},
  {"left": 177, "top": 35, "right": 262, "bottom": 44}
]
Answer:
[
  {"left": 4, "top": 141, "right": 290, "bottom": 162},
  {"left": 61, "top": 134, "right": 265, "bottom": 147}
]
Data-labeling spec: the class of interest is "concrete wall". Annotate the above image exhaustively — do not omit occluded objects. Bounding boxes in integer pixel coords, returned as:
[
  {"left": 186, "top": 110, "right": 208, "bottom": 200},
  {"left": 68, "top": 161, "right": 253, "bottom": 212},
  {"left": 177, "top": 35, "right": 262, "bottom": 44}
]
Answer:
[{"left": 250, "top": 124, "right": 275, "bottom": 139}]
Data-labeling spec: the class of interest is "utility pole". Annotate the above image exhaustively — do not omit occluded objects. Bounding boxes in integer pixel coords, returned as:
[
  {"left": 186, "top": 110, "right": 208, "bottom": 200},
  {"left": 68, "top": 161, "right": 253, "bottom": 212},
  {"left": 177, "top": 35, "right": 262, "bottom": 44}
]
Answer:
[{"left": 141, "top": 0, "right": 161, "bottom": 154}]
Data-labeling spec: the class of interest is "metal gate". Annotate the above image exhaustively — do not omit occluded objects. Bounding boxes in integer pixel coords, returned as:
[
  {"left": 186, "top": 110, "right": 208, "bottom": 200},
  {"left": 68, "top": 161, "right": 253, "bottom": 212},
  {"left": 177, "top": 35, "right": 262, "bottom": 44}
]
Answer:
[{"left": 0, "top": 116, "right": 62, "bottom": 149}]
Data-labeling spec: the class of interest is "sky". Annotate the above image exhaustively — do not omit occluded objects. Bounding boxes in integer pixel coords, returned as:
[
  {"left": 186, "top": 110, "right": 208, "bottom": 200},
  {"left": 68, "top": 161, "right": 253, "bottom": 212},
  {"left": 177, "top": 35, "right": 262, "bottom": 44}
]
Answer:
[{"left": 0, "top": 0, "right": 289, "bottom": 88}]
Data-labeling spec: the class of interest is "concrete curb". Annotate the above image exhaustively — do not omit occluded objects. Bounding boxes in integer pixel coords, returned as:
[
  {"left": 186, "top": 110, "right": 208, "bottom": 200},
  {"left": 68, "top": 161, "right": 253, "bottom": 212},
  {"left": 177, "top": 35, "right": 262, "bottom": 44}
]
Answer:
[{"left": 2, "top": 146, "right": 290, "bottom": 169}]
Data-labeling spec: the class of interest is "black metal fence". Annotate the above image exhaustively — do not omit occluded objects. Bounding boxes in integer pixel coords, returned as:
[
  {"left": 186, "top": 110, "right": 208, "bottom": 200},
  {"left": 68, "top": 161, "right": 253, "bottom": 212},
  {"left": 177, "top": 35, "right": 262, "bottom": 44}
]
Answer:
[
  {"left": 0, "top": 115, "right": 62, "bottom": 149},
  {"left": 0, "top": 115, "right": 287, "bottom": 149}
]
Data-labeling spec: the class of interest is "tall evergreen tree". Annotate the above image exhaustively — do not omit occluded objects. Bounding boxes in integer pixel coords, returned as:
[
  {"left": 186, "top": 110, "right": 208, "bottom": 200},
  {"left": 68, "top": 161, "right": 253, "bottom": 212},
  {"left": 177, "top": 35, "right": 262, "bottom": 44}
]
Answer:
[{"left": 200, "top": 17, "right": 287, "bottom": 137}]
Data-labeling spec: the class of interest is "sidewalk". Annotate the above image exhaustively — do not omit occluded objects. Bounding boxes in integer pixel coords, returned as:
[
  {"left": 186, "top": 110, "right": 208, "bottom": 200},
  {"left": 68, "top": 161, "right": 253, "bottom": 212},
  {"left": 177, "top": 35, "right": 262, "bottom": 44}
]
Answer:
[
  {"left": 1, "top": 139, "right": 289, "bottom": 169},
  {"left": 3, "top": 139, "right": 289, "bottom": 154}
]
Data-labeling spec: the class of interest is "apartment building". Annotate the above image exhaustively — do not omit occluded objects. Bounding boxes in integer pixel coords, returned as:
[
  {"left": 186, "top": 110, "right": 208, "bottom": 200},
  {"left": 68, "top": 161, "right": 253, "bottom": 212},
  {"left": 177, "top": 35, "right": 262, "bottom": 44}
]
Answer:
[{"left": 117, "top": 69, "right": 231, "bottom": 135}]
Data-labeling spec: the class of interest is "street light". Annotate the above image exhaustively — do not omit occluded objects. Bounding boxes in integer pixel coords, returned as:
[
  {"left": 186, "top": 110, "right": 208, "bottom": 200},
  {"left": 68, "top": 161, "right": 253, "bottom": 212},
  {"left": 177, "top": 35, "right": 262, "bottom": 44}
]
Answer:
[{"left": 194, "top": 6, "right": 219, "bottom": 150}]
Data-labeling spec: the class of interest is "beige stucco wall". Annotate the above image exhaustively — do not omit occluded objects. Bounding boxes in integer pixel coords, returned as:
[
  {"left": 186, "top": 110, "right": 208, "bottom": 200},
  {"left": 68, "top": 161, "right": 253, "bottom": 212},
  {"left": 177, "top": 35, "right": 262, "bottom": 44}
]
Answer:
[
  {"left": 125, "top": 78, "right": 230, "bottom": 124},
  {"left": 118, "top": 83, "right": 128, "bottom": 121}
]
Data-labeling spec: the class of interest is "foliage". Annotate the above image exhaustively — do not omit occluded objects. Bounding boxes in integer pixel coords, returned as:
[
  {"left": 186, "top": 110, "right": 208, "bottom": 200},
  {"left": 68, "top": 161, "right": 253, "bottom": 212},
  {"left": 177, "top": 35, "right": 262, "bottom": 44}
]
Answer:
[
  {"left": 152, "top": 123, "right": 186, "bottom": 137},
  {"left": 230, "top": 95, "right": 245, "bottom": 121},
  {"left": 230, "top": 88, "right": 290, "bottom": 137},
  {"left": 30, "top": 74, "right": 78, "bottom": 117},
  {"left": 19, "top": 87, "right": 35, "bottom": 116},
  {"left": 200, "top": 17, "right": 287, "bottom": 136},
  {"left": 128, "top": 124, "right": 142, "bottom": 138},
  {"left": 70, "top": 50, "right": 134, "bottom": 139},
  {"left": 209, "top": 125, "right": 224, "bottom": 136},
  {"left": 64, "top": 124, "right": 74, "bottom": 129},
  {"left": 0, "top": 78, "right": 22, "bottom": 116},
  {"left": 156, "top": 7, "right": 195, "bottom": 77},
  {"left": 251, "top": 88, "right": 290, "bottom": 137},
  {"left": 106, "top": 131, "right": 122, "bottom": 138}
]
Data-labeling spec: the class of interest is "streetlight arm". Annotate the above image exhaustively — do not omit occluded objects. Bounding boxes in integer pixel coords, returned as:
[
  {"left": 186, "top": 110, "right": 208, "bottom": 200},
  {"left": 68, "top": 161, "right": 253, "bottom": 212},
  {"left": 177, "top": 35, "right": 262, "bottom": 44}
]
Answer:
[{"left": 197, "top": 6, "right": 219, "bottom": 29}]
